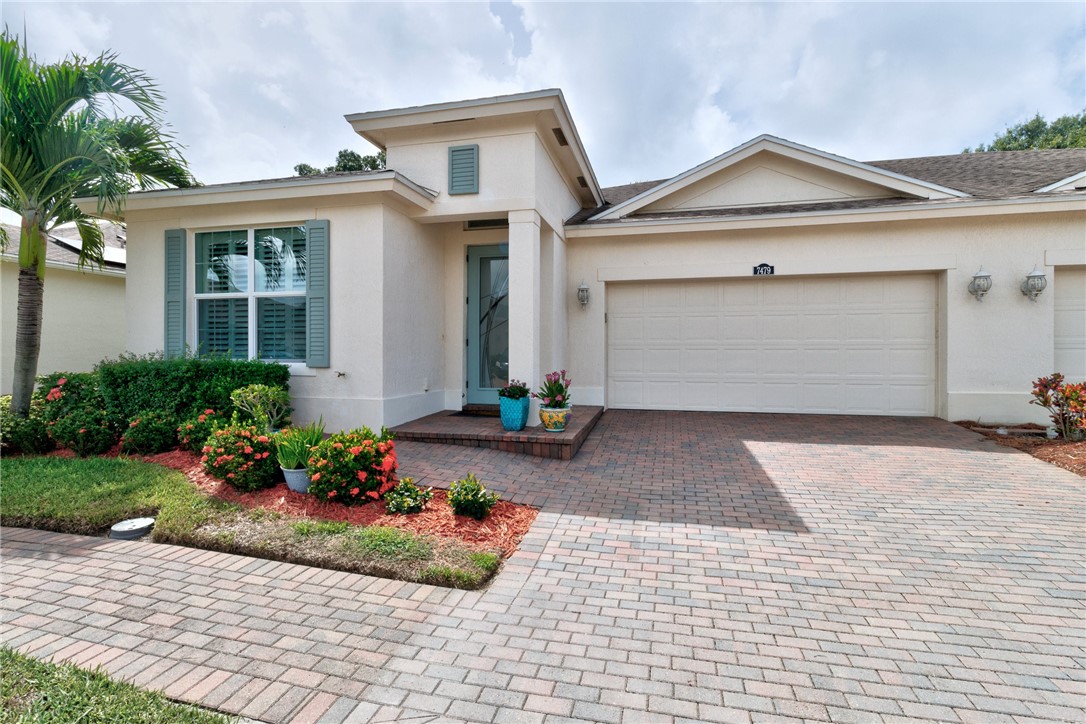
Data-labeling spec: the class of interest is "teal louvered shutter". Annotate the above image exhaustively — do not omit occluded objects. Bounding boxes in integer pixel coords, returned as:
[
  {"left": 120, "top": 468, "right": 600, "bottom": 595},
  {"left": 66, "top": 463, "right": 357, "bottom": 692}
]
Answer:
[
  {"left": 448, "top": 144, "right": 479, "bottom": 195},
  {"left": 305, "top": 219, "right": 330, "bottom": 368},
  {"left": 163, "top": 229, "right": 186, "bottom": 357}
]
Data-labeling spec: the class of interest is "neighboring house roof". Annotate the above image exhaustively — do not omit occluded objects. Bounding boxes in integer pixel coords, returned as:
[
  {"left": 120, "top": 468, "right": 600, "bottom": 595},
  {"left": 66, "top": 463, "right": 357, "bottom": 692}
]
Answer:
[
  {"left": 568, "top": 145, "right": 1086, "bottom": 225},
  {"left": 1, "top": 221, "right": 126, "bottom": 271}
]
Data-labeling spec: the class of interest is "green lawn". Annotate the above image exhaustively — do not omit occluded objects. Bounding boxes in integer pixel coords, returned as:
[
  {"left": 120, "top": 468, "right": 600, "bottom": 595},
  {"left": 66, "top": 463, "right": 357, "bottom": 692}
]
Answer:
[
  {"left": 0, "top": 456, "right": 221, "bottom": 539},
  {"left": 0, "top": 647, "right": 232, "bottom": 723},
  {"left": 0, "top": 456, "right": 502, "bottom": 589}
]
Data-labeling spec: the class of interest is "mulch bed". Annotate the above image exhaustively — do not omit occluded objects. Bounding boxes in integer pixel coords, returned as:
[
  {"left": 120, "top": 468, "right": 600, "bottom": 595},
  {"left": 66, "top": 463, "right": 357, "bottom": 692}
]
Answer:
[
  {"left": 138, "top": 449, "right": 536, "bottom": 557},
  {"left": 40, "top": 444, "right": 537, "bottom": 555},
  {"left": 955, "top": 421, "right": 1086, "bottom": 477}
]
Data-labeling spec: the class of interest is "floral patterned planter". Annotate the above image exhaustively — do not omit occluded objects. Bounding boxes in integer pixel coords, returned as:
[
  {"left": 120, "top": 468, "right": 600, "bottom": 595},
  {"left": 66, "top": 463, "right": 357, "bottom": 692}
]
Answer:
[{"left": 539, "top": 406, "right": 572, "bottom": 433}]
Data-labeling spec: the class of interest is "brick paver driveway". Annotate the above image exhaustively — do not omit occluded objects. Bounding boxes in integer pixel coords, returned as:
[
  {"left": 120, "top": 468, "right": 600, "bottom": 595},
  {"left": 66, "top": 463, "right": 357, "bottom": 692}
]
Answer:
[{"left": 3, "top": 412, "right": 1084, "bottom": 723}]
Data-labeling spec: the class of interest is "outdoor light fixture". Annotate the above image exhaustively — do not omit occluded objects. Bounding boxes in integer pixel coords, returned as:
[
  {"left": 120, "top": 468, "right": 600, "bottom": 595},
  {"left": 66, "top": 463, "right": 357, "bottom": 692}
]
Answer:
[
  {"left": 968, "top": 267, "right": 992, "bottom": 301},
  {"left": 577, "top": 280, "right": 590, "bottom": 308},
  {"left": 1020, "top": 266, "right": 1047, "bottom": 302}
]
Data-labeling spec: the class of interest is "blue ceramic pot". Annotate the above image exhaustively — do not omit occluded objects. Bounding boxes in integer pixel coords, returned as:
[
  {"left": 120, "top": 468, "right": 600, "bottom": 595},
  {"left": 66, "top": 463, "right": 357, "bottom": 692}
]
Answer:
[{"left": 499, "top": 396, "right": 530, "bottom": 431}]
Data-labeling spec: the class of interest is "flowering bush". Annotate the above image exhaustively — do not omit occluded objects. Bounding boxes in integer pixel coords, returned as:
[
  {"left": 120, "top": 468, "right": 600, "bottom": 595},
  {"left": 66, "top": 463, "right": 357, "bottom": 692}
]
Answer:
[
  {"left": 177, "top": 408, "right": 227, "bottom": 452},
  {"left": 498, "top": 379, "right": 530, "bottom": 400},
  {"left": 49, "top": 407, "right": 116, "bottom": 457},
  {"left": 448, "top": 473, "right": 500, "bottom": 520},
  {"left": 384, "top": 477, "right": 433, "bottom": 515},
  {"left": 0, "top": 395, "right": 54, "bottom": 454},
  {"left": 120, "top": 410, "right": 179, "bottom": 454},
  {"left": 37, "top": 372, "right": 107, "bottom": 425},
  {"left": 200, "top": 417, "right": 278, "bottom": 491},
  {"left": 532, "top": 370, "right": 572, "bottom": 409},
  {"left": 1030, "top": 373, "right": 1086, "bottom": 440},
  {"left": 306, "top": 427, "right": 397, "bottom": 505}
]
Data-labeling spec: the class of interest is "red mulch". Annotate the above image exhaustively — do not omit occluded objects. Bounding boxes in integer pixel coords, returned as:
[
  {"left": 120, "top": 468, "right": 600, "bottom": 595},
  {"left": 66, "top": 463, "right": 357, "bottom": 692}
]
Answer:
[
  {"left": 955, "top": 421, "right": 1086, "bottom": 477},
  {"left": 135, "top": 449, "right": 536, "bottom": 556}
]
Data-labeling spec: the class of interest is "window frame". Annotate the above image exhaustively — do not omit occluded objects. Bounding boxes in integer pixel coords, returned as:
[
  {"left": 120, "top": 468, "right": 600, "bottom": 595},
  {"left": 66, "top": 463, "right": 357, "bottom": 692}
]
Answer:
[{"left": 191, "top": 225, "right": 310, "bottom": 370}]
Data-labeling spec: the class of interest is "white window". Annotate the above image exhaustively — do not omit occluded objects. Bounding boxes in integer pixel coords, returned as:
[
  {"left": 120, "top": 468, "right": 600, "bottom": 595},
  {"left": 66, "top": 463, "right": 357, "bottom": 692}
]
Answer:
[{"left": 194, "top": 226, "right": 307, "bottom": 362}]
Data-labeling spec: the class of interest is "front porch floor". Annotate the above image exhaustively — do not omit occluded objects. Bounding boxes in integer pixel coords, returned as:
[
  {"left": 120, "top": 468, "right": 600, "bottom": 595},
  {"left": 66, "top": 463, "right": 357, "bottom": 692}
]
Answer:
[{"left": 392, "top": 405, "right": 603, "bottom": 460}]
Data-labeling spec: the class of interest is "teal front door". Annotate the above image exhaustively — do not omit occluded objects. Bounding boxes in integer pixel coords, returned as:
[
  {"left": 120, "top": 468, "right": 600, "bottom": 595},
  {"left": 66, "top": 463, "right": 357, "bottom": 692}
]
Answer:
[{"left": 466, "top": 244, "right": 509, "bottom": 405}]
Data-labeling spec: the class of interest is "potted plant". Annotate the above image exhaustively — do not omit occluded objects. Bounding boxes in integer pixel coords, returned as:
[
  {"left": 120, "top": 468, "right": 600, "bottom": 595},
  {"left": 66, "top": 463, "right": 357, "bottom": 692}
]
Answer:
[
  {"left": 275, "top": 418, "right": 325, "bottom": 493},
  {"left": 532, "top": 370, "right": 572, "bottom": 432},
  {"left": 498, "top": 379, "right": 531, "bottom": 431}
]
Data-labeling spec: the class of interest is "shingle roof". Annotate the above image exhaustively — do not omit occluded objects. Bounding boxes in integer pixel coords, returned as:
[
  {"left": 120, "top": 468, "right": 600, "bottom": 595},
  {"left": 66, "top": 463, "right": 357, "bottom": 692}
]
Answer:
[
  {"left": 869, "top": 148, "right": 1086, "bottom": 197},
  {"left": 568, "top": 147, "right": 1086, "bottom": 225},
  {"left": 1, "top": 222, "right": 126, "bottom": 269}
]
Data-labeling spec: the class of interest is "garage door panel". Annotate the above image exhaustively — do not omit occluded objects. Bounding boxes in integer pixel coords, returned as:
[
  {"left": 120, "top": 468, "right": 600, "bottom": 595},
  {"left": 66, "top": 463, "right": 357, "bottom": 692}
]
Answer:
[
  {"left": 608, "top": 274, "right": 935, "bottom": 415},
  {"left": 645, "top": 348, "right": 681, "bottom": 374},
  {"left": 1054, "top": 268, "right": 1086, "bottom": 379},
  {"left": 645, "top": 316, "right": 682, "bottom": 341}
]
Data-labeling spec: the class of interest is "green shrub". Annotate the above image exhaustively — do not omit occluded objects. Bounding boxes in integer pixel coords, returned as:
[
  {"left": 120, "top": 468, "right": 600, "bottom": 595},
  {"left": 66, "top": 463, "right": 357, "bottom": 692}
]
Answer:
[
  {"left": 231, "top": 384, "right": 292, "bottom": 430},
  {"left": 37, "top": 372, "right": 106, "bottom": 424},
  {"left": 49, "top": 407, "right": 116, "bottom": 456},
  {"left": 0, "top": 396, "right": 54, "bottom": 455},
  {"left": 200, "top": 417, "right": 277, "bottom": 491},
  {"left": 120, "top": 410, "right": 179, "bottom": 455},
  {"left": 177, "top": 408, "right": 228, "bottom": 452},
  {"left": 383, "top": 477, "right": 434, "bottom": 515},
  {"left": 275, "top": 418, "right": 325, "bottom": 469},
  {"left": 96, "top": 352, "right": 290, "bottom": 424},
  {"left": 447, "top": 473, "right": 499, "bottom": 520},
  {"left": 307, "top": 427, "right": 397, "bottom": 505}
]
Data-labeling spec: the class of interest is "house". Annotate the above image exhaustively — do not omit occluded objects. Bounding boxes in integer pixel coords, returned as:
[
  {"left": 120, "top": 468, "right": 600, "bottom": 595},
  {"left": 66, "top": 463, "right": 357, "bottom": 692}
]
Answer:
[
  {"left": 1, "top": 222, "right": 127, "bottom": 395},
  {"left": 79, "top": 89, "right": 1086, "bottom": 430}
]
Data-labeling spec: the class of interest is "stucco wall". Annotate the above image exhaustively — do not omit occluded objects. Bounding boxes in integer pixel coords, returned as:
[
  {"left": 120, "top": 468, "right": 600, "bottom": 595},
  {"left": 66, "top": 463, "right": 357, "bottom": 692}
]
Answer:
[
  {"left": 567, "top": 210, "right": 1085, "bottom": 423},
  {"left": 1, "top": 261, "right": 126, "bottom": 394},
  {"left": 381, "top": 207, "right": 445, "bottom": 425}
]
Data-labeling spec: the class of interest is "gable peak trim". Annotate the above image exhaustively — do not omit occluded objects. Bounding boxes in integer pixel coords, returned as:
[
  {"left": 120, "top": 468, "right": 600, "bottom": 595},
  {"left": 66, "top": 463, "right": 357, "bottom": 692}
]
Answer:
[{"left": 589, "top": 134, "right": 969, "bottom": 221}]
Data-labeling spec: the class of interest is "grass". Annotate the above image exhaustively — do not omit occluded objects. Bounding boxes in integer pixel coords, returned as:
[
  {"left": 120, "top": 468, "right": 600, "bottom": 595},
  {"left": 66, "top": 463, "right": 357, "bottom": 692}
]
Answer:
[
  {"left": 0, "top": 456, "right": 227, "bottom": 540},
  {"left": 0, "top": 456, "right": 503, "bottom": 590},
  {"left": 0, "top": 647, "right": 232, "bottom": 723}
]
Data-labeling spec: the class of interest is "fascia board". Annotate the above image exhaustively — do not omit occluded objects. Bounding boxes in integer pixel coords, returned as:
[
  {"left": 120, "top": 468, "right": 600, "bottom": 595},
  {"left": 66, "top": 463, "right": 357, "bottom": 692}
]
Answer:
[
  {"left": 0, "top": 254, "right": 125, "bottom": 277},
  {"left": 567, "top": 194, "right": 1086, "bottom": 238},
  {"left": 1034, "top": 170, "right": 1086, "bottom": 193},
  {"left": 74, "top": 173, "right": 436, "bottom": 217},
  {"left": 590, "top": 134, "right": 969, "bottom": 222}
]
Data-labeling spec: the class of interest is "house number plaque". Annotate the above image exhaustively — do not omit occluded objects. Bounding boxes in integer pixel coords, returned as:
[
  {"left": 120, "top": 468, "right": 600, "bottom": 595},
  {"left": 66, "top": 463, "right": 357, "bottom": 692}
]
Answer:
[{"left": 753, "top": 263, "right": 775, "bottom": 276}]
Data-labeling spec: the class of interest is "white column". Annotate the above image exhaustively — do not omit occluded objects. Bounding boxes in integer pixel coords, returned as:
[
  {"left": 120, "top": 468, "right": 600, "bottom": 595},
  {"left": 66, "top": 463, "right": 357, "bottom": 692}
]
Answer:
[{"left": 508, "top": 210, "right": 542, "bottom": 424}]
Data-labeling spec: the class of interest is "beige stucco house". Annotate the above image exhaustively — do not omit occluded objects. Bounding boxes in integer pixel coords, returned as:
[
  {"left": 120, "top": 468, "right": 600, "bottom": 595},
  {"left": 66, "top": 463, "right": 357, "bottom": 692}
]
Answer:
[
  {"left": 0, "top": 223, "right": 127, "bottom": 394},
  {"left": 81, "top": 89, "right": 1086, "bottom": 430}
]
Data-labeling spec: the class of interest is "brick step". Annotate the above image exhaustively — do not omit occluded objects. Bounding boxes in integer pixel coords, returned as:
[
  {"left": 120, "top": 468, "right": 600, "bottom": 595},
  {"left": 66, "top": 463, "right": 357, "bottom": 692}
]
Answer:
[{"left": 392, "top": 406, "right": 603, "bottom": 460}]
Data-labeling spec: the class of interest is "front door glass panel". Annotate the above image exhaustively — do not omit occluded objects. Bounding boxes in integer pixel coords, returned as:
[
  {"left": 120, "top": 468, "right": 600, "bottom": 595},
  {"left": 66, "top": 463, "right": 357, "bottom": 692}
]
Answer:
[{"left": 466, "top": 244, "right": 509, "bottom": 404}]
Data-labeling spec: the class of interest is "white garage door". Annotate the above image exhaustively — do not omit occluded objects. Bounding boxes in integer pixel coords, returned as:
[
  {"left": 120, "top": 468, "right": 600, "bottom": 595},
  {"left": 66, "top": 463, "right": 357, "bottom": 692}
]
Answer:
[
  {"left": 607, "top": 274, "right": 936, "bottom": 416},
  {"left": 1054, "top": 268, "right": 1086, "bottom": 380}
]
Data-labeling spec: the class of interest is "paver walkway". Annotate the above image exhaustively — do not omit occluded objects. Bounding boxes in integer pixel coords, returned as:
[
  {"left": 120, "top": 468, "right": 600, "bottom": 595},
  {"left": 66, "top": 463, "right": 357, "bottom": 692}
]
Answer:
[{"left": 2, "top": 411, "right": 1084, "bottom": 723}]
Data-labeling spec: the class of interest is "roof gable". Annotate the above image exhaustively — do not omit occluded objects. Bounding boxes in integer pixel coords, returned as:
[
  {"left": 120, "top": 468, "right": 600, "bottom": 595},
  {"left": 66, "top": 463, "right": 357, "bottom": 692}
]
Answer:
[{"left": 591, "top": 135, "right": 968, "bottom": 221}]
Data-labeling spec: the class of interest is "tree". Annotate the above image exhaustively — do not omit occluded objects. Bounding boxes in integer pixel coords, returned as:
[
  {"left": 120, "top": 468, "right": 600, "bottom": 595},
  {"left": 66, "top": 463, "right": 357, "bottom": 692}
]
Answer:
[
  {"left": 965, "top": 111, "right": 1086, "bottom": 152},
  {"left": 1, "top": 32, "right": 195, "bottom": 416},
  {"left": 294, "top": 149, "right": 385, "bottom": 176}
]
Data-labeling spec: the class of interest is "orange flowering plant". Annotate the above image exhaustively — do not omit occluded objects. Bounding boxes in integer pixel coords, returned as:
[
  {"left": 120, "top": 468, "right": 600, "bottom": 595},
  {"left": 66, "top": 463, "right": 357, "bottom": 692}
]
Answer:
[
  {"left": 177, "top": 408, "right": 227, "bottom": 452},
  {"left": 306, "top": 427, "right": 398, "bottom": 505},
  {"left": 1030, "top": 373, "right": 1086, "bottom": 440},
  {"left": 200, "top": 415, "right": 278, "bottom": 491}
]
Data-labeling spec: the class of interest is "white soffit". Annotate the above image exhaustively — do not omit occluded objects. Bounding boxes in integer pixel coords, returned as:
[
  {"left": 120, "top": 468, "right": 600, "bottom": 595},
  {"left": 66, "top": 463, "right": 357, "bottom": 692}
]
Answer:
[{"left": 590, "top": 135, "right": 970, "bottom": 221}]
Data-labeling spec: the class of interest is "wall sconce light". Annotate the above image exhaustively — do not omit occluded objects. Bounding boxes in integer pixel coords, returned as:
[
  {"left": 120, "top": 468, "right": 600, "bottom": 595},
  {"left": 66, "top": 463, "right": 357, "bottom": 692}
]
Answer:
[
  {"left": 967, "top": 267, "right": 992, "bottom": 301},
  {"left": 577, "top": 280, "right": 590, "bottom": 308},
  {"left": 1020, "top": 266, "right": 1047, "bottom": 302}
]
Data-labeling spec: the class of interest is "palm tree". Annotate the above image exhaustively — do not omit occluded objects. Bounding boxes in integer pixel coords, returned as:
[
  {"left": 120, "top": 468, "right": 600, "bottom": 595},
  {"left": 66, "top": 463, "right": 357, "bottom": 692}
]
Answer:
[{"left": 1, "top": 32, "right": 195, "bottom": 415}]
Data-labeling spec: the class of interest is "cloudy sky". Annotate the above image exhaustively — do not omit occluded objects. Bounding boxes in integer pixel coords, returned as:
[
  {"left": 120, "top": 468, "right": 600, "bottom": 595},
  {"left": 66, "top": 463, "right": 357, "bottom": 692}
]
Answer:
[{"left": 4, "top": 1, "right": 1083, "bottom": 189}]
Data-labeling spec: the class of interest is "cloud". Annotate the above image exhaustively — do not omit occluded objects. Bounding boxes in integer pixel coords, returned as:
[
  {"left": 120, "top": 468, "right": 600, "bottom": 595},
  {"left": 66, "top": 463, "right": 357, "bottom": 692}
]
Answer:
[{"left": 2, "top": 1, "right": 1082, "bottom": 189}]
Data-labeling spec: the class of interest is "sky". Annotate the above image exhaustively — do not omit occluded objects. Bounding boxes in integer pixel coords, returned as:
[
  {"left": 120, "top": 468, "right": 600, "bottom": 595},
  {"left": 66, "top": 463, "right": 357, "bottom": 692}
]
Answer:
[{"left": 3, "top": 1, "right": 1084, "bottom": 190}]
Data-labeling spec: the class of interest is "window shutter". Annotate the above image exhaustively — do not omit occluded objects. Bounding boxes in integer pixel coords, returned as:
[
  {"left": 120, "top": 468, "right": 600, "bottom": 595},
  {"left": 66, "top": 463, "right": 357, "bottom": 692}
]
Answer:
[
  {"left": 448, "top": 144, "right": 479, "bottom": 195},
  {"left": 305, "top": 219, "right": 330, "bottom": 368},
  {"left": 164, "top": 229, "right": 186, "bottom": 357}
]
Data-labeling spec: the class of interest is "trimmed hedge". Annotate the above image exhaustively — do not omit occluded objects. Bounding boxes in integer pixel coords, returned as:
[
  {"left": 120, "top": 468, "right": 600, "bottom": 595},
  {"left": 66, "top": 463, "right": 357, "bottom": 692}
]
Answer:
[{"left": 96, "top": 353, "right": 290, "bottom": 425}]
